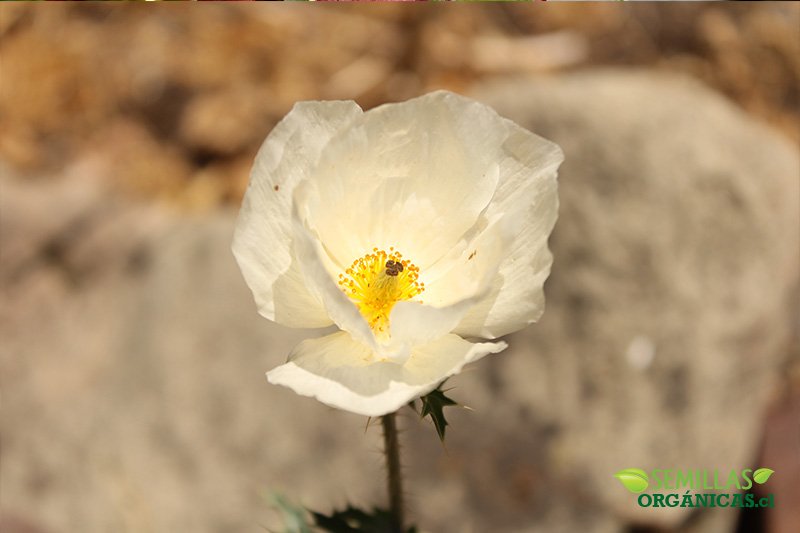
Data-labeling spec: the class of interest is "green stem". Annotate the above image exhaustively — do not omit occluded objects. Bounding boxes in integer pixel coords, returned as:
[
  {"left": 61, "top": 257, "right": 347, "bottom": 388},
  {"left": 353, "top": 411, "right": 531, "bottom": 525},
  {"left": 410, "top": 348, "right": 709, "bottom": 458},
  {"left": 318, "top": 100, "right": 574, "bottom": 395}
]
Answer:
[{"left": 381, "top": 412, "right": 405, "bottom": 533}]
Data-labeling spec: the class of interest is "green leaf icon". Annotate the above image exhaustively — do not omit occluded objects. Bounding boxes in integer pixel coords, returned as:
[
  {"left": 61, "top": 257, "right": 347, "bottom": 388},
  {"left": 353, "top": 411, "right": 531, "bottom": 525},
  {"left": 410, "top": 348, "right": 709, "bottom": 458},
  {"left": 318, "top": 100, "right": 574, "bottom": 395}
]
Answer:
[
  {"left": 753, "top": 468, "right": 775, "bottom": 485},
  {"left": 614, "top": 468, "right": 650, "bottom": 493}
]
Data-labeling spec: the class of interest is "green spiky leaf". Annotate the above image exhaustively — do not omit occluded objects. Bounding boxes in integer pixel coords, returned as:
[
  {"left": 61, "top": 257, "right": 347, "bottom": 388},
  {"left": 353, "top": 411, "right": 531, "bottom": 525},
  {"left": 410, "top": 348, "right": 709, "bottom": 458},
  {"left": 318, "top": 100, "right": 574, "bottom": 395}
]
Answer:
[
  {"left": 753, "top": 467, "right": 775, "bottom": 484},
  {"left": 312, "top": 506, "right": 416, "bottom": 533},
  {"left": 614, "top": 468, "right": 650, "bottom": 493},
  {"left": 420, "top": 387, "right": 459, "bottom": 442}
]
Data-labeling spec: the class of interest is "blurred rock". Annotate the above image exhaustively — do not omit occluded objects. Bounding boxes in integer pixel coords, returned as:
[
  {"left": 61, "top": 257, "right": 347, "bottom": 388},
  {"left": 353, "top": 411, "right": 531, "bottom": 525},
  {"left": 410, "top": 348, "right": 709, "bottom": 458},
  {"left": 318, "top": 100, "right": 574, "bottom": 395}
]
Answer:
[
  {"left": 0, "top": 172, "right": 380, "bottom": 533},
  {"left": 0, "top": 514, "right": 50, "bottom": 533},
  {"left": 427, "top": 70, "right": 797, "bottom": 532},
  {"left": 1, "top": 70, "right": 798, "bottom": 533}
]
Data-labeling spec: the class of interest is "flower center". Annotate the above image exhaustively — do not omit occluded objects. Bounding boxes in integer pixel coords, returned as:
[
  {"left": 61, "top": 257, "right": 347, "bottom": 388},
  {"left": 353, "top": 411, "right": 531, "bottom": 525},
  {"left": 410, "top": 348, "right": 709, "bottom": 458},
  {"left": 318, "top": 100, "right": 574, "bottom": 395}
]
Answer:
[{"left": 338, "top": 247, "right": 424, "bottom": 338}]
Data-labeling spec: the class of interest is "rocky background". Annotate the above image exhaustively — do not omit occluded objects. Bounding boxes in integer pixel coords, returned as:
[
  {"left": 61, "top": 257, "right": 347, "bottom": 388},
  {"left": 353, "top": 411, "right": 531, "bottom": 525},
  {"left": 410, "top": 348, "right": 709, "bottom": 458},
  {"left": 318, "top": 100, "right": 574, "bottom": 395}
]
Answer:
[{"left": 1, "top": 3, "right": 798, "bottom": 533}]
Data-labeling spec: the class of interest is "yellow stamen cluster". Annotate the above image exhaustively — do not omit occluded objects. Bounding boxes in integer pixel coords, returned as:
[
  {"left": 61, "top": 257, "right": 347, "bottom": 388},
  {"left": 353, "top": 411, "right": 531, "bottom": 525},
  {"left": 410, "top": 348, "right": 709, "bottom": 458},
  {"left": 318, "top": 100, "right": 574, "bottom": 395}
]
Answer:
[{"left": 338, "top": 247, "right": 424, "bottom": 338}]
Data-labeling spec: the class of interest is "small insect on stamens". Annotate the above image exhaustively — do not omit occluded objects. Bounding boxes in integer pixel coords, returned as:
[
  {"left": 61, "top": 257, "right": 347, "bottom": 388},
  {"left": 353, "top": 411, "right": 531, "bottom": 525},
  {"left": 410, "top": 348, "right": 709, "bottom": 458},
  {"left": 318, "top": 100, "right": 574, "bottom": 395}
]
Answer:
[{"left": 385, "top": 259, "right": 401, "bottom": 277}]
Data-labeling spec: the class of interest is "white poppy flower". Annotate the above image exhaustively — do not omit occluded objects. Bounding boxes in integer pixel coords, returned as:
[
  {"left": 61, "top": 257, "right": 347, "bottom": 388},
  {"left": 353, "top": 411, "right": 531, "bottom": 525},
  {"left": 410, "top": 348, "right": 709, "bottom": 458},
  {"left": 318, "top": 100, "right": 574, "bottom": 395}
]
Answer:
[{"left": 233, "top": 91, "right": 562, "bottom": 417}]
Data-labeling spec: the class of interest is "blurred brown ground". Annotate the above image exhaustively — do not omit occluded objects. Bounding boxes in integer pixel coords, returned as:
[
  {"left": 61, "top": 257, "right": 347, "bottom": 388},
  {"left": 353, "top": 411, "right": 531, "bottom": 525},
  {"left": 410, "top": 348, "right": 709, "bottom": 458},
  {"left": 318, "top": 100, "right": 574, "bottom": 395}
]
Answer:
[
  {"left": 1, "top": 2, "right": 798, "bottom": 210},
  {"left": 1, "top": 3, "right": 799, "bottom": 533}
]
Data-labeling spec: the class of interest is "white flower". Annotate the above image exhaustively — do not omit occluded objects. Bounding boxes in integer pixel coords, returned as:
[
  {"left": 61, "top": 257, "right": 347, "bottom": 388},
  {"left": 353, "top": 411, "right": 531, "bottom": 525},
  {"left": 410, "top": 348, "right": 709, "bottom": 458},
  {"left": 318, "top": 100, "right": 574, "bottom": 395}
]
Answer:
[{"left": 233, "top": 91, "right": 562, "bottom": 417}]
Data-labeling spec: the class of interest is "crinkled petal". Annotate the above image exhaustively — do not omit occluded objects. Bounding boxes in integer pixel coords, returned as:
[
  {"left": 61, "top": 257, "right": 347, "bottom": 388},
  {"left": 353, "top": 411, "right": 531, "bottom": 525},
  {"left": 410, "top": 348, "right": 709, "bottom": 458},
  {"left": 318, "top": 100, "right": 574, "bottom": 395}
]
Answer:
[
  {"left": 232, "top": 101, "right": 363, "bottom": 327},
  {"left": 301, "top": 91, "right": 508, "bottom": 272},
  {"left": 267, "top": 331, "right": 507, "bottom": 417},
  {"left": 454, "top": 119, "right": 562, "bottom": 338}
]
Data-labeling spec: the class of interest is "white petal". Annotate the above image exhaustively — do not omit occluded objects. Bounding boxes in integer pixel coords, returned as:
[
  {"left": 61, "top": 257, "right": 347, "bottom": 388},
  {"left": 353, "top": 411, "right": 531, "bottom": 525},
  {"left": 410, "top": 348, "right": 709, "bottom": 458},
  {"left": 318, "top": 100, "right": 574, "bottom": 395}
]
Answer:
[
  {"left": 454, "top": 119, "right": 562, "bottom": 338},
  {"left": 290, "top": 193, "right": 381, "bottom": 353},
  {"left": 232, "top": 101, "right": 363, "bottom": 327},
  {"left": 301, "top": 91, "right": 508, "bottom": 271},
  {"left": 388, "top": 212, "right": 516, "bottom": 347},
  {"left": 267, "top": 331, "right": 507, "bottom": 417}
]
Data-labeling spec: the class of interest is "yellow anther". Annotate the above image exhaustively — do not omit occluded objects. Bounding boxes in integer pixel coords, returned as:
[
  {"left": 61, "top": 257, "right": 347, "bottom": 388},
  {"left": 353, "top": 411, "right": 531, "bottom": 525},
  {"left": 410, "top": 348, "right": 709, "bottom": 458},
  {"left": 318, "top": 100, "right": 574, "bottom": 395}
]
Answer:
[{"left": 337, "top": 247, "right": 424, "bottom": 338}]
